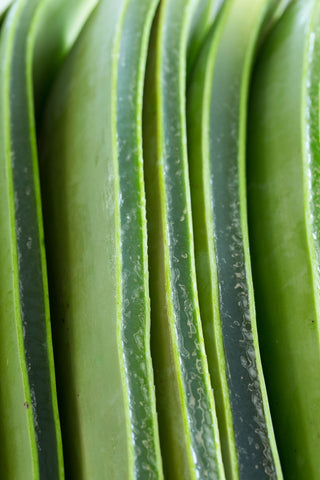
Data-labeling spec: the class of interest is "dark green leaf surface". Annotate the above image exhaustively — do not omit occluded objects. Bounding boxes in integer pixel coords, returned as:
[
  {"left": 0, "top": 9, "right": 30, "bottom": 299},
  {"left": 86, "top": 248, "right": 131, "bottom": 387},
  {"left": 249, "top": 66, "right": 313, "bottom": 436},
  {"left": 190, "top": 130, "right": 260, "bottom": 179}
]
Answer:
[
  {"left": 0, "top": 1, "right": 13, "bottom": 22},
  {"left": 39, "top": 0, "right": 163, "bottom": 478},
  {"left": 143, "top": 1, "right": 225, "bottom": 479},
  {"left": 0, "top": 0, "right": 96, "bottom": 477},
  {"left": 187, "top": 0, "right": 283, "bottom": 478},
  {"left": 247, "top": 0, "right": 320, "bottom": 478}
]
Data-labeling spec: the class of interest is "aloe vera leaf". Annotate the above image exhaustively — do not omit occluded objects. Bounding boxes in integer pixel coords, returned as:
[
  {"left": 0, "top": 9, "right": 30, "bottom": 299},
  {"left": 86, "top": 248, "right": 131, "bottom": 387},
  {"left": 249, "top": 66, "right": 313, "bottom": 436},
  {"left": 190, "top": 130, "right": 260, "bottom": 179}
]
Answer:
[
  {"left": 39, "top": 0, "right": 163, "bottom": 478},
  {"left": 0, "top": 0, "right": 97, "bottom": 477},
  {"left": 247, "top": 0, "right": 320, "bottom": 478},
  {"left": 187, "top": 0, "right": 283, "bottom": 479},
  {"left": 117, "top": 1, "right": 163, "bottom": 477},
  {"left": 270, "top": 0, "right": 292, "bottom": 21},
  {"left": 143, "top": 1, "right": 225, "bottom": 479},
  {"left": 31, "top": 0, "right": 99, "bottom": 117},
  {"left": 187, "top": 11, "right": 238, "bottom": 478},
  {"left": 0, "top": 0, "right": 13, "bottom": 21},
  {"left": 187, "top": 0, "right": 216, "bottom": 75},
  {"left": 0, "top": 0, "right": 12, "bottom": 12},
  {"left": 260, "top": 0, "right": 292, "bottom": 44}
]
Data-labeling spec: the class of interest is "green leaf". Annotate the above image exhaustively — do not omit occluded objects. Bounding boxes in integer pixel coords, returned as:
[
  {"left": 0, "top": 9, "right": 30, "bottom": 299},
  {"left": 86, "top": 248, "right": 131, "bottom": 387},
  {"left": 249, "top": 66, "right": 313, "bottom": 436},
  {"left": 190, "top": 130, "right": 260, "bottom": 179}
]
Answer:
[
  {"left": 247, "top": 0, "right": 320, "bottom": 477},
  {"left": 0, "top": 0, "right": 13, "bottom": 21},
  {"left": 143, "top": 1, "right": 225, "bottom": 479},
  {"left": 39, "top": 0, "right": 163, "bottom": 477},
  {"left": 187, "top": 0, "right": 283, "bottom": 478},
  {"left": 0, "top": 0, "right": 98, "bottom": 477}
]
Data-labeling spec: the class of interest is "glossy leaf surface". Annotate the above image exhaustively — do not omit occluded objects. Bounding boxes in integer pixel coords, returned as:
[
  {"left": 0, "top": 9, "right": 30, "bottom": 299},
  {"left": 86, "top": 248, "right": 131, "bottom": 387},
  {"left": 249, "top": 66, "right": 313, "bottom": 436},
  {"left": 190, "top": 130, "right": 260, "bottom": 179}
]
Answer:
[
  {"left": 187, "top": 0, "right": 283, "bottom": 478},
  {"left": 0, "top": 0, "right": 96, "bottom": 477},
  {"left": 143, "top": 1, "right": 225, "bottom": 479},
  {"left": 247, "top": 0, "right": 320, "bottom": 478},
  {"left": 39, "top": 0, "right": 163, "bottom": 478}
]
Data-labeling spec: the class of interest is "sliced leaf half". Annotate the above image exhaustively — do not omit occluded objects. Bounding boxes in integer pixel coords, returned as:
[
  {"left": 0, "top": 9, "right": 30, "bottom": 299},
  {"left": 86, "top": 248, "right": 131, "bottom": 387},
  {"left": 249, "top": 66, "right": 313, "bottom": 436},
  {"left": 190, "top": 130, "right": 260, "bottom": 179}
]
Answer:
[
  {"left": 143, "top": 1, "right": 225, "bottom": 479},
  {"left": 187, "top": 0, "right": 283, "bottom": 478},
  {"left": 247, "top": 0, "right": 320, "bottom": 477},
  {"left": 0, "top": 0, "right": 97, "bottom": 477},
  {"left": 39, "top": 0, "right": 163, "bottom": 478}
]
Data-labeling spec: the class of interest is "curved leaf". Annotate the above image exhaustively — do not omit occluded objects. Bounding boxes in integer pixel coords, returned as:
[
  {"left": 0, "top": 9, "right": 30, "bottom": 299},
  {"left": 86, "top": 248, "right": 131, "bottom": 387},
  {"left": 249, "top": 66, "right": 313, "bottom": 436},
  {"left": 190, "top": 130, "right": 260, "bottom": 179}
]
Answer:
[
  {"left": 187, "top": 0, "right": 283, "bottom": 478},
  {"left": 247, "top": 0, "right": 320, "bottom": 477},
  {"left": 0, "top": 0, "right": 97, "bottom": 477},
  {"left": 143, "top": 1, "right": 225, "bottom": 479},
  {"left": 39, "top": 0, "right": 163, "bottom": 478}
]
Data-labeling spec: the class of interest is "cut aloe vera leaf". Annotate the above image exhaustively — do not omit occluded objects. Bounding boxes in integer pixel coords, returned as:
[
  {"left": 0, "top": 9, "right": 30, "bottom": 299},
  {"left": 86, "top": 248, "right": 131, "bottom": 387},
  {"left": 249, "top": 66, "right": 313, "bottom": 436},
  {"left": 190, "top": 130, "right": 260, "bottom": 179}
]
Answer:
[
  {"left": 143, "top": 1, "right": 225, "bottom": 479},
  {"left": 260, "top": 0, "right": 292, "bottom": 43},
  {"left": 0, "top": 0, "right": 12, "bottom": 12},
  {"left": 187, "top": 0, "right": 283, "bottom": 479},
  {"left": 187, "top": 0, "right": 216, "bottom": 75},
  {"left": 39, "top": 0, "right": 163, "bottom": 478},
  {"left": 247, "top": 0, "right": 320, "bottom": 478},
  {"left": 0, "top": 0, "right": 97, "bottom": 478},
  {"left": 0, "top": 0, "right": 13, "bottom": 21},
  {"left": 270, "top": 0, "right": 292, "bottom": 20},
  {"left": 31, "top": 0, "right": 99, "bottom": 117}
]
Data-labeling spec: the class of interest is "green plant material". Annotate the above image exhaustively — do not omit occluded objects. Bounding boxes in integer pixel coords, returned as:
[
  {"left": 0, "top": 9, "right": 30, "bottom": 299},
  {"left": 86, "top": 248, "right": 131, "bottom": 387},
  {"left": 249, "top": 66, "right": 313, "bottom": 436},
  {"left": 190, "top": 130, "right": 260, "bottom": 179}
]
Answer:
[
  {"left": 143, "top": 1, "right": 225, "bottom": 479},
  {"left": 31, "top": 0, "right": 99, "bottom": 118},
  {"left": 0, "top": 0, "right": 97, "bottom": 478},
  {"left": 187, "top": 0, "right": 283, "bottom": 478},
  {"left": 39, "top": 0, "right": 163, "bottom": 478},
  {"left": 0, "top": 0, "right": 12, "bottom": 22},
  {"left": 187, "top": 0, "right": 216, "bottom": 76},
  {"left": 260, "top": 0, "right": 292, "bottom": 44},
  {"left": 0, "top": 0, "right": 11, "bottom": 11},
  {"left": 0, "top": 1, "right": 12, "bottom": 23},
  {"left": 270, "top": 0, "right": 292, "bottom": 21},
  {"left": 247, "top": 0, "right": 320, "bottom": 478}
]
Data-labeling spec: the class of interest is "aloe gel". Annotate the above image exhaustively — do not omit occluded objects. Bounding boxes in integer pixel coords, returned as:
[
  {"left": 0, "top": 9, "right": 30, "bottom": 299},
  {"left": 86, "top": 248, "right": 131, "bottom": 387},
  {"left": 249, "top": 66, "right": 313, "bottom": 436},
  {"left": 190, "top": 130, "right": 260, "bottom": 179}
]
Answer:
[
  {"left": 187, "top": 0, "right": 283, "bottom": 478},
  {"left": 143, "top": 1, "right": 225, "bottom": 479}
]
